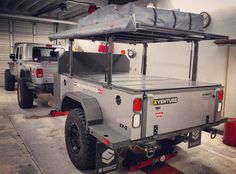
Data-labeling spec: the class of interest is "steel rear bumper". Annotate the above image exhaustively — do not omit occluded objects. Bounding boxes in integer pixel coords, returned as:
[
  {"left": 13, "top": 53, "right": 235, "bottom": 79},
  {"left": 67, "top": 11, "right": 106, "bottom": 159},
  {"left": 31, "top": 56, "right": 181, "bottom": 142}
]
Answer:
[
  {"left": 89, "top": 118, "right": 227, "bottom": 149},
  {"left": 27, "top": 82, "right": 54, "bottom": 94}
]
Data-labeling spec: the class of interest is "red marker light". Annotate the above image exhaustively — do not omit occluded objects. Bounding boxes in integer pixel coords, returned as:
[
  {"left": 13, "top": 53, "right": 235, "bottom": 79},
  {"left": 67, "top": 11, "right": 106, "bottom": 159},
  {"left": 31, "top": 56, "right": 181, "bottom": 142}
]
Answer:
[
  {"left": 102, "top": 138, "right": 110, "bottom": 146},
  {"left": 133, "top": 98, "right": 142, "bottom": 112},
  {"left": 88, "top": 5, "right": 97, "bottom": 14},
  {"left": 218, "top": 90, "right": 223, "bottom": 101}
]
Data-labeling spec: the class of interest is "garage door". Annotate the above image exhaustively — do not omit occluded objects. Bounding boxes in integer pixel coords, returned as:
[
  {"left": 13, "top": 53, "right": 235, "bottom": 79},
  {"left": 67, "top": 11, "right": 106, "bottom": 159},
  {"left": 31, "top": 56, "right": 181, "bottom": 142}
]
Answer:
[
  {"left": 13, "top": 20, "right": 33, "bottom": 43},
  {"left": 35, "top": 23, "right": 54, "bottom": 44},
  {"left": 0, "top": 20, "right": 64, "bottom": 87},
  {"left": 0, "top": 19, "right": 10, "bottom": 86}
]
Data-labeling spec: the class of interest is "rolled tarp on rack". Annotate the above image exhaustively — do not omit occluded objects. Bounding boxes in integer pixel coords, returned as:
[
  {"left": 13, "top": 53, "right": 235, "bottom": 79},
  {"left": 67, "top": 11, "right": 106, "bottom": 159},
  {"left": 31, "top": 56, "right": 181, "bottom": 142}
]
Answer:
[
  {"left": 49, "top": 15, "right": 136, "bottom": 41},
  {"left": 49, "top": 3, "right": 203, "bottom": 41},
  {"left": 79, "top": 3, "right": 203, "bottom": 32}
]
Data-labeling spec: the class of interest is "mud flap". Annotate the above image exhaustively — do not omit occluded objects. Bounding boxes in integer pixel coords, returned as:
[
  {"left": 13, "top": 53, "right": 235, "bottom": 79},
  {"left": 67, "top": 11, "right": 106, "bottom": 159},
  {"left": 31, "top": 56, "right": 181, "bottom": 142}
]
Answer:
[
  {"left": 188, "top": 129, "right": 202, "bottom": 148},
  {"left": 96, "top": 142, "right": 118, "bottom": 173}
]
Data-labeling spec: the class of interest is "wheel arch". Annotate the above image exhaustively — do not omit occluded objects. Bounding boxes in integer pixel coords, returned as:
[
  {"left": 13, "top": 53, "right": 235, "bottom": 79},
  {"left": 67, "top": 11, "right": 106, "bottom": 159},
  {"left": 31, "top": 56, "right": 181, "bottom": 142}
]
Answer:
[
  {"left": 20, "top": 70, "right": 25, "bottom": 78},
  {"left": 61, "top": 92, "right": 103, "bottom": 126},
  {"left": 20, "top": 70, "right": 31, "bottom": 81}
]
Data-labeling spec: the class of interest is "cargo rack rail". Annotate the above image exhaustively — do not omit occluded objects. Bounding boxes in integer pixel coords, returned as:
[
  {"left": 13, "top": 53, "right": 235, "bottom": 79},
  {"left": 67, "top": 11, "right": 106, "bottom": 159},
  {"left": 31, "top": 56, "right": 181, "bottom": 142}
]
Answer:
[
  {"left": 71, "top": 23, "right": 227, "bottom": 44},
  {"left": 50, "top": 23, "right": 228, "bottom": 87}
]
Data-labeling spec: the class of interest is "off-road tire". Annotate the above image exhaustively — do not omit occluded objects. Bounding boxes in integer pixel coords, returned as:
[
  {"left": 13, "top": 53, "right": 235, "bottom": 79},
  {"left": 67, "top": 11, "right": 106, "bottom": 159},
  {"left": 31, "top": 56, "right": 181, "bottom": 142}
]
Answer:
[
  {"left": 5, "top": 69, "right": 15, "bottom": 91},
  {"left": 65, "top": 108, "right": 96, "bottom": 170},
  {"left": 17, "top": 78, "right": 33, "bottom": 108}
]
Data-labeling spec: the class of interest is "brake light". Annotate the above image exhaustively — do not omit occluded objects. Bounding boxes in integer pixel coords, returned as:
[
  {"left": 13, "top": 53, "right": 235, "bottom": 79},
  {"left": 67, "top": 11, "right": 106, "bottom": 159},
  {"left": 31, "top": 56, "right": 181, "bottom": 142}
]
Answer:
[
  {"left": 218, "top": 90, "right": 223, "bottom": 101},
  {"left": 133, "top": 98, "right": 142, "bottom": 112},
  {"left": 36, "top": 68, "right": 43, "bottom": 78}
]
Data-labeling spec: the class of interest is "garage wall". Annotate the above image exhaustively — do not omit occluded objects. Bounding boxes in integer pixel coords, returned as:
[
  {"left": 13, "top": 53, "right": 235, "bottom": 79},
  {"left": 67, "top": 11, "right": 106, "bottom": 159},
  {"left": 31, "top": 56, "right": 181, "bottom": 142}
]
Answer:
[
  {"left": 0, "top": 19, "right": 10, "bottom": 87},
  {"left": 35, "top": 23, "right": 54, "bottom": 43},
  {"left": 13, "top": 21, "right": 33, "bottom": 43},
  {"left": 150, "top": 1, "right": 236, "bottom": 117},
  {"left": 0, "top": 20, "right": 66, "bottom": 86},
  {"left": 156, "top": 0, "right": 236, "bottom": 13},
  {"left": 225, "top": 47, "right": 236, "bottom": 117}
]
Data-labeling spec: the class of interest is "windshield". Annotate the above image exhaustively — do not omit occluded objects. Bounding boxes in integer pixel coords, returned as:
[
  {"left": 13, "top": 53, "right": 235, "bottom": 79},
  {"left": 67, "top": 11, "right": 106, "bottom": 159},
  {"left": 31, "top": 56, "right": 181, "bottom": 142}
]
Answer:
[{"left": 32, "top": 47, "right": 64, "bottom": 62}]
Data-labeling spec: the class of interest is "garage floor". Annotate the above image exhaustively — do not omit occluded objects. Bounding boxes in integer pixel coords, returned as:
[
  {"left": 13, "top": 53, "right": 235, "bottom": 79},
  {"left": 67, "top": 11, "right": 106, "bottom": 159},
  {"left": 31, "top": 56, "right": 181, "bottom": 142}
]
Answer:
[{"left": 0, "top": 87, "right": 236, "bottom": 174}]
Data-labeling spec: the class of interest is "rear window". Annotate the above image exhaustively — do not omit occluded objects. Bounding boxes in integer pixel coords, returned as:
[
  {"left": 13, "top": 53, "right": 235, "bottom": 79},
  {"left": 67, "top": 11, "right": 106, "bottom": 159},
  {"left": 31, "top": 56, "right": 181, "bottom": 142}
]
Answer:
[{"left": 32, "top": 47, "right": 64, "bottom": 62}]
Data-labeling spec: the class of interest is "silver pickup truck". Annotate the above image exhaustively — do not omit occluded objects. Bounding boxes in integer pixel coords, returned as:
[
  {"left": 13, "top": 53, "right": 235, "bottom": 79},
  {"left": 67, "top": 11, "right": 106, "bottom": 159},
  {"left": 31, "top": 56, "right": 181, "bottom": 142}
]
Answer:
[{"left": 5, "top": 42, "right": 64, "bottom": 108}]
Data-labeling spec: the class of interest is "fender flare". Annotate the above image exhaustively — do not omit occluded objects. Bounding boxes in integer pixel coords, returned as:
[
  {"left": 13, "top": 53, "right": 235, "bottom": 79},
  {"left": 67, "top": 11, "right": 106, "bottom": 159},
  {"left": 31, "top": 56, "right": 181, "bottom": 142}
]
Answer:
[
  {"left": 19, "top": 70, "right": 31, "bottom": 82},
  {"left": 62, "top": 92, "right": 103, "bottom": 126},
  {"left": 25, "top": 70, "right": 31, "bottom": 82}
]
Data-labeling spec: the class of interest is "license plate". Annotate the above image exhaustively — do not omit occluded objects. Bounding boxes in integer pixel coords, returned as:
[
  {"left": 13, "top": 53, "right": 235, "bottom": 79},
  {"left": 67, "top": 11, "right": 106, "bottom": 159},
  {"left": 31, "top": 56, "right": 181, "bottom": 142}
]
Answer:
[{"left": 188, "top": 129, "right": 202, "bottom": 148}]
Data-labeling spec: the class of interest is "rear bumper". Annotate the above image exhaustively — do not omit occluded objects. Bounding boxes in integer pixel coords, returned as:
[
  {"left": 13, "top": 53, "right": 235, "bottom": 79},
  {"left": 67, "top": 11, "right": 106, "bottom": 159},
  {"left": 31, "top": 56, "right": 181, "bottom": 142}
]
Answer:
[
  {"left": 152, "top": 118, "right": 227, "bottom": 141},
  {"left": 90, "top": 118, "right": 227, "bottom": 149},
  {"left": 27, "top": 82, "right": 54, "bottom": 94}
]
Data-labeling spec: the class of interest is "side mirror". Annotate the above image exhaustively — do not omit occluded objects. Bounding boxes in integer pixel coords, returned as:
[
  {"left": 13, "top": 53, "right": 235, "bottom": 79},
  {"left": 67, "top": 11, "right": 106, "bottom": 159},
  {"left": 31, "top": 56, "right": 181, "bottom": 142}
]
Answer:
[{"left": 9, "top": 54, "right": 15, "bottom": 61}]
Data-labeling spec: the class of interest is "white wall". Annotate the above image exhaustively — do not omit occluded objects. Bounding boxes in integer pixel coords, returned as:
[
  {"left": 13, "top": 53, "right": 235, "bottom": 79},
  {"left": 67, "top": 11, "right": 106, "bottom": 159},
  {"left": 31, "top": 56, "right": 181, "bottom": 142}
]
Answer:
[
  {"left": 157, "top": 0, "right": 236, "bottom": 13},
  {"left": 155, "top": 0, "right": 236, "bottom": 117},
  {"left": 225, "top": 48, "right": 236, "bottom": 117}
]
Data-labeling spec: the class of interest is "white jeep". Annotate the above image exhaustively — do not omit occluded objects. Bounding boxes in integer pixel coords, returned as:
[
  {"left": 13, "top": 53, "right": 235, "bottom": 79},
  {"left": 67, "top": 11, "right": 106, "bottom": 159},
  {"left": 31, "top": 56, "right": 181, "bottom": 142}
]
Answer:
[{"left": 5, "top": 42, "right": 64, "bottom": 108}]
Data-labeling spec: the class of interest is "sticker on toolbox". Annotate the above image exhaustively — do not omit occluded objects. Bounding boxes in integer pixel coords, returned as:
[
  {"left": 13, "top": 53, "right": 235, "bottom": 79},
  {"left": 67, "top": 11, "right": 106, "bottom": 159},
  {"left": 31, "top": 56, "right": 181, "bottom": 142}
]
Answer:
[
  {"left": 155, "top": 112, "right": 164, "bottom": 118},
  {"left": 153, "top": 97, "right": 178, "bottom": 105},
  {"left": 74, "top": 81, "right": 103, "bottom": 94}
]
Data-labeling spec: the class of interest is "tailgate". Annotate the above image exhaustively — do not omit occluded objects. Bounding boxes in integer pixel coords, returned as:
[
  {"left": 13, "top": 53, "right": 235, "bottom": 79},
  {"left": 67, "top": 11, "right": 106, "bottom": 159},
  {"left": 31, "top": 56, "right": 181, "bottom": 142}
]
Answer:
[
  {"left": 41, "top": 61, "right": 57, "bottom": 83},
  {"left": 145, "top": 87, "right": 222, "bottom": 137}
]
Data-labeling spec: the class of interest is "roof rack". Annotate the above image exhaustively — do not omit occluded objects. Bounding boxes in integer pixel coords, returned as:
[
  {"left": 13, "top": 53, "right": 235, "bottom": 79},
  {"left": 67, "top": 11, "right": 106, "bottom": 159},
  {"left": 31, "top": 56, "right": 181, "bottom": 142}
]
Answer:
[
  {"left": 55, "top": 22, "right": 228, "bottom": 88},
  {"left": 75, "top": 24, "right": 227, "bottom": 44}
]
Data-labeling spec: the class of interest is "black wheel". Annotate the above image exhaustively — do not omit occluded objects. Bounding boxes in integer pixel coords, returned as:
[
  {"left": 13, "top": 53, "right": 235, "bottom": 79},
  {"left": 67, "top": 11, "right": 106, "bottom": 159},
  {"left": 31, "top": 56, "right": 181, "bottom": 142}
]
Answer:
[
  {"left": 4, "top": 69, "right": 15, "bottom": 91},
  {"left": 17, "top": 78, "right": 33, "bottom": 108},
  {"left": 65, "top": 108, "right": 96, "bottom": 170}
]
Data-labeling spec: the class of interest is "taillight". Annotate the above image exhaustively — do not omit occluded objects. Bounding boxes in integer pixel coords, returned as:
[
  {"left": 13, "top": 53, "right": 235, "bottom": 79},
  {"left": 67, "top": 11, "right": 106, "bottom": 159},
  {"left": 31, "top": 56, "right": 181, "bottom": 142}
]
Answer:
[
  {"left": 218, "top": 90, "right": 223, "bottom": 101},
  {"left": 217, "top": 90, "right": 223, "bottom": 113},
  {"left": 36, "top": 68, "right": 43, "bottom": 78},
  {"left": 133, "top": 98, "right": 142, "bottom": 112}
]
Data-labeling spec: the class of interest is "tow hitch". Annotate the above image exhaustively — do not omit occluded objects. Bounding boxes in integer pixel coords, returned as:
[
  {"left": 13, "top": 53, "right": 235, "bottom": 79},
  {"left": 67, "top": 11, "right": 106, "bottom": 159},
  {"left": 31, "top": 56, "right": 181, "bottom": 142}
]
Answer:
[
  {"left": 123, "top": 139, "right": 177, "bottom": 171},
  {"left": 204, "top": 127, "right": 224, "bottom": 139},
  {"left": 144, "top": 141, "right": 159, "bottom": 158}
]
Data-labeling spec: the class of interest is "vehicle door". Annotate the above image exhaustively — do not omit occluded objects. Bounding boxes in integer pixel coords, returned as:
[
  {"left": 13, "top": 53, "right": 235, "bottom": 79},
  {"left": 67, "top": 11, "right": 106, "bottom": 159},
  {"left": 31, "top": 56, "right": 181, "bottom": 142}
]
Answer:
[
  {"left": 15, "top": 46, "right": 23, "bottom": 79},
  {"left": 10, "top": 47, "right": 19, "bottom": 77}
]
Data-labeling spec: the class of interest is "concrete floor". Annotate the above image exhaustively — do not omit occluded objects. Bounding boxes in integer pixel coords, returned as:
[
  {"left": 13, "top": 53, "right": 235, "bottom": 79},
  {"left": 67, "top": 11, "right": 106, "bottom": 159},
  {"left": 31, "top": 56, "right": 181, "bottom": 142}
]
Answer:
[{"left": 0, "top": 87, "right": 236, "bottom": 174}]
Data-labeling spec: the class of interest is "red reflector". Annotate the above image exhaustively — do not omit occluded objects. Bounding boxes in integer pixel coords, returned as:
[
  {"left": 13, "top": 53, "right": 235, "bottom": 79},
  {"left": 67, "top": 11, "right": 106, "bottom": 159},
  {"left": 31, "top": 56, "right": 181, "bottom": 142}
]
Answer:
[
  {"left": 102, "top": 138, "right": 110, "bottom": 146},
  {"left": 36, "top": 68, "right": 43, "bottom": 78},
  {"left": 46, "top": 44, "right": 52, "bottom": 48},
  {"left": 133, "top": 98, "right": 142, "bottom": 112},
  {"left": 218, "top": 90, "right": 223, "bottom": 101},
  {"left": 88, "top": 5, "right": 97, "bottom": 14}
]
